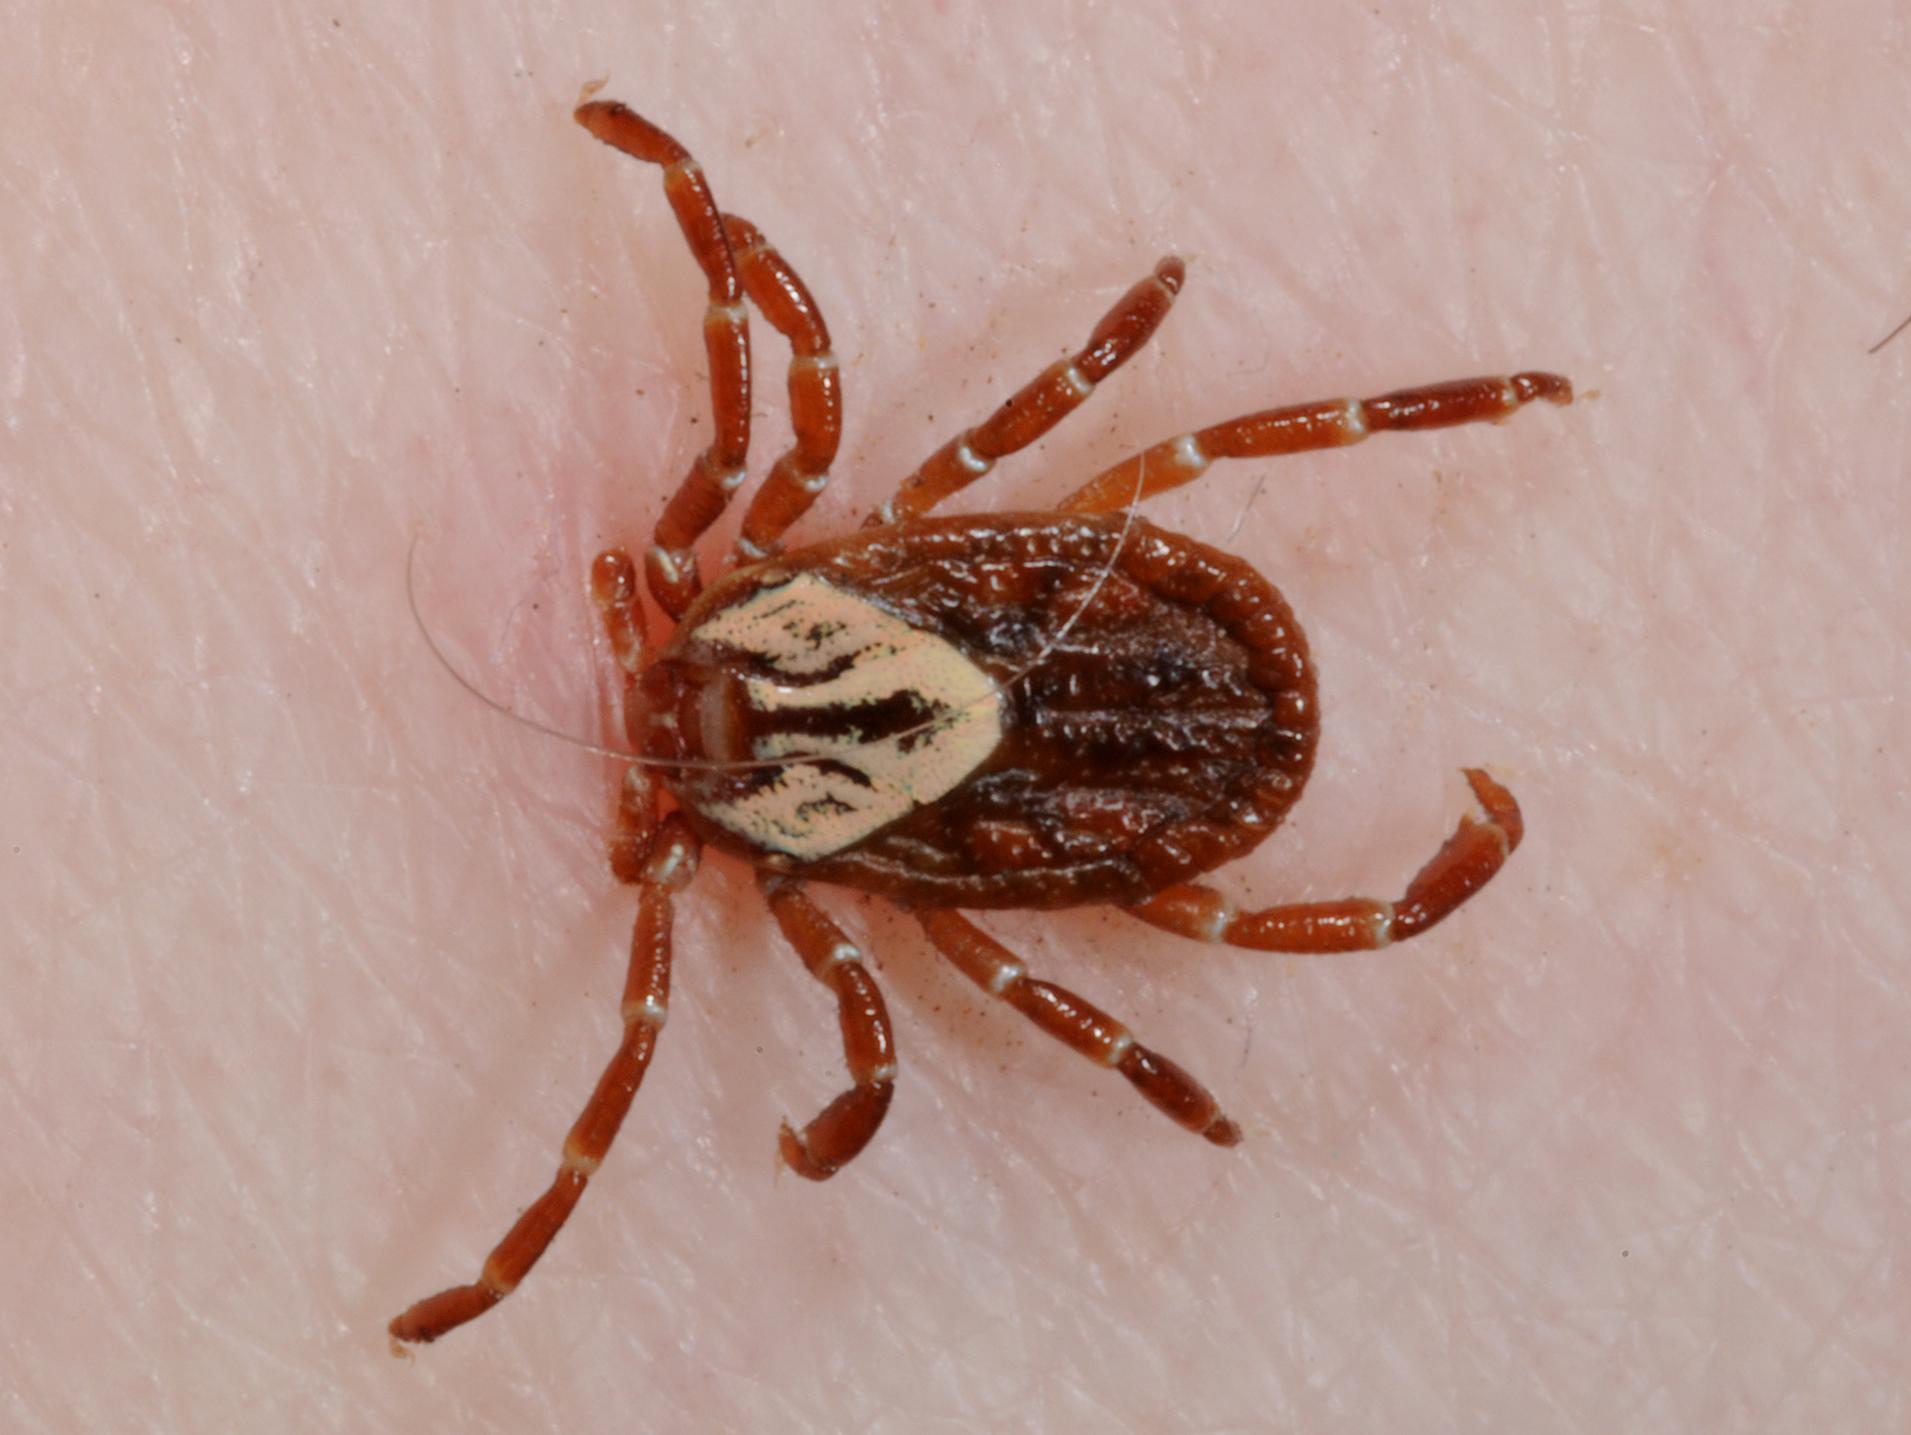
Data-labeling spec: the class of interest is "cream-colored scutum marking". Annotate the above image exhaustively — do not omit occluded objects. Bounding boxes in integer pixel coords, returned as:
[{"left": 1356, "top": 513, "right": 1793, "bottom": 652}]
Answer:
[{"left": 689, "top": 573, "right": 1004, "bottom": 860}]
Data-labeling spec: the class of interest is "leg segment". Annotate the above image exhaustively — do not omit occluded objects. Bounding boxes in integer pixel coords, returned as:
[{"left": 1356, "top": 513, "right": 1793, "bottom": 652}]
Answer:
[
  {"left": 719, "top": 214, "right": 843, "bottom": 564},
  {"left": 762, "top": 879, "right": 897, "bottom": 1180},
  {"left": 917, "top": 909, "right": 1242, "bottom": 1147},
  {"left": 576, "top": 101, "right": 751, "bottom": 617},
  {"left": 388, "top": 815, "right": 701, "bottom": 1344},
  {"left": 588, "top": 547, "right": 663, "bottom": 883},
  {"left": 589, "top": 547, "right": 646, "bottom": 754},
  {"left": 1058, "top": 372, "right": 1572, "bottom": 515},
  {"left": 1129, "top": 768, "right": 1523, "bottom": 953},
  {"left": 871, "top": 256, "right": 1185, "bottom": 526}
]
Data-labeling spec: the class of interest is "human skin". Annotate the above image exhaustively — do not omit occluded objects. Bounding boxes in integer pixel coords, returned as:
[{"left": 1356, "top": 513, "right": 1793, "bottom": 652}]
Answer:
[{"left": 4, "top": 2, "right": 1906, "bottom": 1430}]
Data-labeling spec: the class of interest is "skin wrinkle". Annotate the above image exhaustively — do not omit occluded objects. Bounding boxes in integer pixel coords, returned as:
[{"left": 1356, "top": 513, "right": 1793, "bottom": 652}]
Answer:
[{"left": 4, "top": 0, "right": 1909, "bottom": 1429}]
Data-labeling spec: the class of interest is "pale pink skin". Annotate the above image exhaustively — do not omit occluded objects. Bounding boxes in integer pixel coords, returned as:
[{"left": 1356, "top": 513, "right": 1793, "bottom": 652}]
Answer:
[{"left": 5, "top": 3, "right": 1907, "bottom": 1429}]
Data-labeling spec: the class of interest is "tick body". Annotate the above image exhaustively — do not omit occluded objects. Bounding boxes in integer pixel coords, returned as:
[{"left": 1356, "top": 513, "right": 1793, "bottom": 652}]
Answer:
[
  {"left": 388, "top": 96, "right": 1571, "bottom": 1344},
  {"left": 651, "top": 511, "right": 1315, "bottom": 910}
]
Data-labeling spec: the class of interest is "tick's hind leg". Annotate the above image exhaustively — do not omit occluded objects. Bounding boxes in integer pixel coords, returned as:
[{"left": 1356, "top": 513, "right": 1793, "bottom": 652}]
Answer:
[
  {"left": 918, "top": 909, "right": 1242, "bottom": 1146},
  {"left": 719, "top": 214, "right": 843, "bottom": 564},
  {"left": 387, "top": 814, "right": 701, "bottom": 1345},
  {"left": 762, "top": 879, "right": 897, "bottom": 1179},
  {"left": 1129, "top": 769, "right": 1523, "bottom": 953},
  {"left": 576, "top": 101, "right": 752, "bottom": 617},
  {"left": 1058, "top": 372, "right": 1572, "bottom": 514},
  {"left": 872, "top": 257, "right": 1185, "bottom": 525}
]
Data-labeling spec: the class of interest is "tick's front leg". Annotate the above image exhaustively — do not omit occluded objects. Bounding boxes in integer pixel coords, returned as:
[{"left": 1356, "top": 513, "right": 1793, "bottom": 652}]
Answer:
[
  {"left": 576, "top": 101, "right": 753, "bottom": 616},
  {"left": 387, "top": 813, "right": 701, "bottom": 1346}
]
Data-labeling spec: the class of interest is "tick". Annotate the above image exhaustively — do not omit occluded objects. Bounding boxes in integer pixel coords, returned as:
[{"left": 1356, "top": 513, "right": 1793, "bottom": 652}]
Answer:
[{"left": 389, "top": 96, "right": 1572, "bottom": 1343}]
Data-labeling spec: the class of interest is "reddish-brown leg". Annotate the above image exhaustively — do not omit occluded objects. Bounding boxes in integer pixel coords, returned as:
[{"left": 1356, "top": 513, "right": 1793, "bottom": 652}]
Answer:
[
  {"left": 576, "top": 100, "right": 751, "bottom": 617},
  {"left": 917, "top": 909, "right": 1242, "bottom": 1146},
  {"left": 388, "top": 810, "right": 701, "bottom": 1345},
  {"left": 761, "top": 879, "right": 897, "bottom": 1179},
  {"left": 1058, "top": 372, "right": 1573, "bottom": 514},
  {"left": 590, "top": 549, "right": 668, "bottom": 883},
  {"left": 870, "top": 256, "right": 1186, "bottom": 525},
  {"left": 388, "top": 560, "right": 687, "bottom": 1345},
  {"left": 589, "top": 547, "right": 647, "bottom": 754},
  {"left": 718, "top": 214, "right": 843, "bottom": 564},
  {"left": 1129, "top": 768, "right": 1523, "bottom": 953}
]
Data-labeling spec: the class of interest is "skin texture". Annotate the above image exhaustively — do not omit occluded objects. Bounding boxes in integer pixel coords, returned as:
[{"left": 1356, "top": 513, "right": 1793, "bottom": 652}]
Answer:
[{"left": 3, "top": 2, "right": 1906, "bottom": 1430}]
